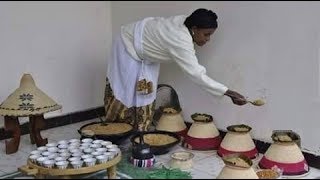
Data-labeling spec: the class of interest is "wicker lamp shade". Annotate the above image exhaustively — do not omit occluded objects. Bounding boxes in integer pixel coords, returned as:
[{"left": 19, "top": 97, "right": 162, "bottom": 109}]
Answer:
[{"left": 0, "top": 74, "right": 62, "bottom": 116}]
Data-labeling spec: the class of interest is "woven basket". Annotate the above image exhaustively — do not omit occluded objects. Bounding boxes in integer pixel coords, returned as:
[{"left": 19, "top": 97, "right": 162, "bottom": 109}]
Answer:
[
  {"left": 187, "top": 113, "right": 220, "bottom": 138},
  {"left": 0, "top": 74, "right": 62, "bottom": 116},
  {"left": 156, "top": 107, "right": 187, "bottom": 132},
  {"left": 217, "top": 153, "right": 258, "bottom": 179},
  {"left": 218, "top": 124, "right": 258, "bottom": 159},
  {"left": 258, "top": 132, "right": 309, "bottom": 176}
]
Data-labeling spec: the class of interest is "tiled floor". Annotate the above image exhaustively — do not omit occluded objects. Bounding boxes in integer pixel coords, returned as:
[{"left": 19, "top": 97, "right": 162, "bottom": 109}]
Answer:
[{"left": 1, "top": 118, "right": 320, "bottom": 179}]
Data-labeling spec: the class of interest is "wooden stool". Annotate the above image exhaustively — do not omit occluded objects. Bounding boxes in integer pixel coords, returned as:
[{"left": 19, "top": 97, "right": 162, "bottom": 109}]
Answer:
[{"left": 4, "top": 114, "right": 47, "bottom": 154}]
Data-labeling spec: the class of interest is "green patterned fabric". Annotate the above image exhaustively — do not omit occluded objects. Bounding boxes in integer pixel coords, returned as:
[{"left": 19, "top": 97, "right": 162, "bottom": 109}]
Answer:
[{"left": 117, "top": 149, "right": 192, "bottom": 179}]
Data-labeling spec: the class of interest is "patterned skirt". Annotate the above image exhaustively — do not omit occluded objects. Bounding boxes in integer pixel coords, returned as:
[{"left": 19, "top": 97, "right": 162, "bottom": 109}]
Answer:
[{"left": 104, "top": 78, "right": 155, "bottom": 131}]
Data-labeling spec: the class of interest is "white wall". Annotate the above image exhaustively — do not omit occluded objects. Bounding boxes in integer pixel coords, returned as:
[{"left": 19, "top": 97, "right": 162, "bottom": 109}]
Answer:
[
  {"left": 1, "top": 1, "right": 319, "bottom": 154},
  {"left": 0, "top": 1, "right": 112, "bottom": 125},
  {"left": 110, "top": 1, "right": 320, "bottom": 154}
]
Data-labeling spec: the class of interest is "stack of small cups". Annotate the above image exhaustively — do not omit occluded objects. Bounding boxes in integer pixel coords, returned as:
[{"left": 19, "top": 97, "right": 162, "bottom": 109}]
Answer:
[{"left": 27, "top": 138, "right": 121, "bottom": 169}]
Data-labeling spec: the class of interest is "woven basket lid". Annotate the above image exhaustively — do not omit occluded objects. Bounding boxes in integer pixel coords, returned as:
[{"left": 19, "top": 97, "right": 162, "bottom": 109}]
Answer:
[
  {"left": 220, "top": 132, "right": 256, "bottom": 151},
  {"left": 217, "top": 154, "right": 258, "bottom": 179},
  {"left": 156, "top": 110, "right": 187, "bottom": 132},
  {"left": 263, "top": 143, "right": 305, "bottom": 163},
  {"left": 217, "top": 166, "right": 259, "bottom": 179},
  {"left": 0, "top": 74, "right": 62, "bottom": 116},
  {"left": 187, "top": 113, "right": 219, "bottom": 138}
]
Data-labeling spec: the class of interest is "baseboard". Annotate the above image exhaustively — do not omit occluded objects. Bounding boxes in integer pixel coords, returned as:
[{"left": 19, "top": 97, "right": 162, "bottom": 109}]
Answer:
[
  {"left": 0, "top": 106, "right": 105, "bottom": 141},
  {"left": 1, "top": 110, "right": 319, "bottom": 169}
]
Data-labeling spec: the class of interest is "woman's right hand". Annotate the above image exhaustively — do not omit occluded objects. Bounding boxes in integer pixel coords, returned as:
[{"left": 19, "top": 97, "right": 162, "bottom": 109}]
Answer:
[{"left": 224, "top": 89, "right": 247, "bottom": 106}]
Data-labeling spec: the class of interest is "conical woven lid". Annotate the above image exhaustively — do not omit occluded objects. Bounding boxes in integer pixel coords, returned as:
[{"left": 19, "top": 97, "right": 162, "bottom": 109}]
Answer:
[
  {"left": 220, "top": 124, "right": 256, "bottom": 151},
  {"left": 187, "top": 113, "right": 219, "bottom": 138},
  {"left": 263, "top": 143, "right": 305, "bottom": 163},
  {"left": 217, "top": 154, "right": 258, "bottom": 179},
  {"left": 220, "top": 132, "right": 256, "bottom": 151},
  {"left": 0, "top": 74, "right": 62, "bottom": 116},
  {"left": 156, "top": 107, "right": 187, "bottom": 132}
]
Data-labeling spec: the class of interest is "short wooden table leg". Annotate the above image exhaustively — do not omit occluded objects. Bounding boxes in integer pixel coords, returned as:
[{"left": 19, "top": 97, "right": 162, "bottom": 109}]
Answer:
[
  {"left": 4, "top": 116, "right": 21, "bottom": 154},
  {"left": 29, "top": 115, "right": 48, "bottom": 147},
  {"left": 107, "top": 165, "right": 117, "bottom": 179},
  {"left": 29, "top": 117, "right": 35, "bottom": 144}
]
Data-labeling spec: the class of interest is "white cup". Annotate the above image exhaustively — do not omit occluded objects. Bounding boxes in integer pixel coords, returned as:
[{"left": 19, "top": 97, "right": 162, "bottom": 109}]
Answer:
[
  {"left": 55, "top": 156, "right": 67, "bottom": 162},
  {"left": 55, "top": 161, "right": 69, "bottom": 169},
  {"left": 37, "top": 157, "right": 49, "bottom": 166},
  {"left": 108, "top": 148, "right": 120, "bottom": 156},
  {"left": 91, "top": 151, "right": 102, "bottom": 157},
  {"left": 58, "top": 140, "right": 68, "bottom": 145},
  {"left": 68, "top": 157, "right": 81, "bottom": 162},
  {"left": 92, "top": 140, "right": 103, "bottom": 144},
  {"left": 30, "top": 150, "right": 42, "bottom": 155},
  {"left": 37, "top": 146, "right": 47, "bottom": 152},
  {"left": 96, "top": 155, "right": 108, "bottom": 164},
  {"left": 69, "top": 139, "right": 80, "bottom": 144},
  {"left": 29, "top": 154, "right": 41, "bottom": 163},
  {"left": 84, "top": 158, "right": 96, "bottom": 167},
  {"left": 71, "top": 160, "right": 83, "bottom": 169},
  {"left": 70, "top": 148, "right": 82, "bottom": 154},
  {"left": 104, "top": 152, "right": 115, "bottom": 160},
  {"left": 90, "top": 144, "right": 102, "bottom": 149},
  {"left": 79, "top": 146, "right": 88, "bottom": 151},
  {"left": 96, "top": 148, "right": 107, "bottom": 153},
  {"left": 101, "top": 141, "right": 112, "bottom": 147},
  {"left": 46, "top": 143, "right": 57, "bottom": 147},
  {"left": 69, "top": 142, "right": 80, "bottom": 147},
  {"left": 84, "top": 148, "right": 94, "bottom": 154},
  {"left": 106, "top": 144, "right": 118, "bottom": 149},
  {"left": 72, "top": 152, "right": 83, "bottom": 157},
  {"left": 47, "top": 147, "right": 59, "bottom": 153},
  {"left": 58, "top": 149, "right": 69, "bottom": 153},
  {"left": 58, "top": 144, "right": 68, "bottom": 149},
  {"left": 81, "top": 138, "right": 93, "bottom": 143},
  {"left": 68, "top": 146, "right": 78, "bottom": 151},
  {"left": 41, "top": 151, "right": 52, "bottom": 157},
  {"left": 80, "top": 142, "right": 91, "bottom": 147},
  {"left": 60, "top": 152, "right": 71, "bottom": 158},
  {"left": 48, "top": 153, "right": 59, "bottom": 160},
  {"left": 43, "top": 160, "right": 55, "bottom": 168},
  {"left": 81, "top": 154, "right": 93, "bottom": 160}
]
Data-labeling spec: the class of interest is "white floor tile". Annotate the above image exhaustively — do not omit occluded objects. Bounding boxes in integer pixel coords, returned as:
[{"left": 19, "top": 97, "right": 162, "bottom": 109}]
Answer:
[
  {"left": 16, "top": 135, "right": 38, "bottom": 154},
  {"left": 0, "top": 150, "right": 29, "bottom": 173},
  {"left": 189, "top": 168, "right": 216, "bottom": 179},
  {"left": 0, "top": 170, "right": 7, "bottom": 176},
  {"left": 192, "top": 154, "right": 224, "bottom": 177}
]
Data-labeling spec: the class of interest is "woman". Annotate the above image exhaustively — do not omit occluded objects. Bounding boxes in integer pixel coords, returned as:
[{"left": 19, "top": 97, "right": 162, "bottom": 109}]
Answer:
[{"left": 104, "top": 8, "right": 247, "bottom": 131}]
